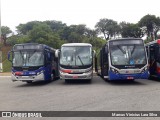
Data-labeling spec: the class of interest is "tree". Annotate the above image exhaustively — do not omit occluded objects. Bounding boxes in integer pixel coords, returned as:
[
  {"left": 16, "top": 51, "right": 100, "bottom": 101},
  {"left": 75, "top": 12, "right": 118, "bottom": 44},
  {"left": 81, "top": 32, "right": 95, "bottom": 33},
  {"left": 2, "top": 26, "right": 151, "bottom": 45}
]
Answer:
[
  {"left": 16, "top": 21, "right": 41, "bottom": 35},
  {"left": 138, "top": 14, "right": 159, "bottom": 41},
  {"left": 28, "top": 23, "right": 52, "bottom": 42},
  {"left": 7, "top": 35, "right": 30, "bottom": 45},
  {"left": 59, "top": 24, "right": 87, "bottom": 43},
  {"left": 154, "top": 17, "right": 160, "bottom": 39},
  {"left": 27, "top": 23, "right": 65, "bottom": 48},
  {"left": 85, "top": 28, "right": 97, "bottom": 38},
  {"left": 44, "top": 20, "right": 67, "bottom": 32},
  {"left": 120, "top": 22, "right": 144, "bottom": 38},
  {"left": 1, "top": 26, "right": 12, "bottom": 46},
  {"left": 7, "top": 20, "right": 107, "bottom": 49},
  {"left": 95, "top": 18, "right": 120, "bottom": 40}
]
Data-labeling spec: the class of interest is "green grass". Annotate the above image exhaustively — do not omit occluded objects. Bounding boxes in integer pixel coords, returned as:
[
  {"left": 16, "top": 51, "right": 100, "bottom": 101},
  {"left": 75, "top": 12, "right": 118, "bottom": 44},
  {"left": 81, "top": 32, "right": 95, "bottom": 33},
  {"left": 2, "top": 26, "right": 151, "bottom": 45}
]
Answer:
[
  {"left": 0, "top": 44, "right": 12, "bottom": 72},
  {"left": 3, "top": 59, "right": 12, "bottom": 72}
]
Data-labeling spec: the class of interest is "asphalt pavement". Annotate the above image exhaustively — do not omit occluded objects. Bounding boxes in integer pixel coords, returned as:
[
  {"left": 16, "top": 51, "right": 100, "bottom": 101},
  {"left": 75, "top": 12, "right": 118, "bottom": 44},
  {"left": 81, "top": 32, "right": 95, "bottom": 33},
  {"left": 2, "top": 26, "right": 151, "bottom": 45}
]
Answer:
[{"left": 0, "top": 76, "right": 160, "bottom": 120}]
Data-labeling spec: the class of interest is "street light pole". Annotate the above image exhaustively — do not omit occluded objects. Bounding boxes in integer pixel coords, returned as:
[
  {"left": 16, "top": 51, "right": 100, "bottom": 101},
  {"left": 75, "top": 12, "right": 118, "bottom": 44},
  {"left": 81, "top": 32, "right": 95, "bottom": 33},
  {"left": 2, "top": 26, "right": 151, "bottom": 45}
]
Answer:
[
  {"left": 0, "top": 51, "right": 2, "bottom": 72},
  {"left": 0, "top": 0, "right": 3, "bottom": 72},
  {"left": 0, "top": 0, "right": 1, "bottom": 43}
]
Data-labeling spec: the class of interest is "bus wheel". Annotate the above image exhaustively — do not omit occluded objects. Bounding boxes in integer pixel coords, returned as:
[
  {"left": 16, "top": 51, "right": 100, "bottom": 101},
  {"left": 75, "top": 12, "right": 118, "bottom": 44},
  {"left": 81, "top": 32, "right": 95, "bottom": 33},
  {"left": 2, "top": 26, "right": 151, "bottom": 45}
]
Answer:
[
  {"left": 105, "top": 78, "right": 111, "bottom": 82},
  {"left": 26, "top": 81, "right": 32, "bottom": 83},
  {"left": 128, "top": 79, "right": 135, "bottom": 82},
  {"left": 65, "top": 79, "right": 69, "bottom": 83},
  {"left": 51, "top": 74, "right": 54, "bottom": 81},
  {"left": 148, "top": 75, "right": 154, "bottom": 80},
  {"left": 52, "top": 71, "right": 56, "bottom": 81},
  {"left": 87, "top": 79, "right": 92, "bottom": 83}
]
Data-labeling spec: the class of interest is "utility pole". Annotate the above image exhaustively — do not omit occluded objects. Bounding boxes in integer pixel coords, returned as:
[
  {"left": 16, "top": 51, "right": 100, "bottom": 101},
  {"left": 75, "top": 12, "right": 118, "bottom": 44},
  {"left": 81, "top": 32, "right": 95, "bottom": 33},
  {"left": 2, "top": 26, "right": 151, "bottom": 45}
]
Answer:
[
  {"left": 0, "top": 51, "right": 2, "bottom": 72},
  {"left": 0, "top": 0, "right": 3, "bottom": 72},
  {"left": 0, "top": 0, "right": 1, "bottom": 43}
]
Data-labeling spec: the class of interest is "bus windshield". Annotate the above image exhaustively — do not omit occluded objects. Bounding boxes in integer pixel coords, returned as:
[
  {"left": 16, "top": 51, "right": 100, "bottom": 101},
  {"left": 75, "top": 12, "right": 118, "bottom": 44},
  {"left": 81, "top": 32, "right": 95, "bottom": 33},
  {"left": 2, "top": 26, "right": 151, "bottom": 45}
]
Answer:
[
  {"left": 60, "top": 46, "right": 92, "bottom": 66},
  {"left": 13, "top": 51, "right": 44, "bottom": 67},
  {"left": 110, "top": 44, "right": 146, "bottom": 65}
]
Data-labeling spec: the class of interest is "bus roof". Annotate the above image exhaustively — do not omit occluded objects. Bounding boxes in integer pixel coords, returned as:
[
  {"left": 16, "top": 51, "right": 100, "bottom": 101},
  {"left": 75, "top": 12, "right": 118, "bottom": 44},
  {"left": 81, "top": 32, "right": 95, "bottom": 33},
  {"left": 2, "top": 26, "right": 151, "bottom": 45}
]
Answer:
[
  {"left": 105, "top": 38, "right": 143, "bottom": 46},
  {"left": 108, "top": 38, "right": 143, "bottom": 42},
  {"left": 145, "top": 39, "right": 160, "bottom": 46},
  {"left": 14, "top": 43, "right": 39, "bottom": 46},
  {"left": 62, "top": 43, "right": 92, "bottom": 47}
]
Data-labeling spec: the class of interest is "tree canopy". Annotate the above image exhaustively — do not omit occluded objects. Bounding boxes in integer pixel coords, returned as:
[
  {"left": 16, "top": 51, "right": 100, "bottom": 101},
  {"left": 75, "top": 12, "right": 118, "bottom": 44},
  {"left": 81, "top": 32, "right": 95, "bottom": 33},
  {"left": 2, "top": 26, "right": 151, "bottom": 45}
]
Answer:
[
  {"left": 138, "top": 14, "right": 160, "bottom": 41},
  {"left": 95, "top": 18, "right": 120, "bottom": 40},
  {"left": 1, "top": 14, "right": 160, "bottom": 48},
  {"left": 120, "top": 22, "right": 144, "bottom": 38},
  {"left": 1, "top": 26, "right": 12, "bottom": 46},
  {"left": 5, "top": 20, "right": 105, "bottom": 50}
]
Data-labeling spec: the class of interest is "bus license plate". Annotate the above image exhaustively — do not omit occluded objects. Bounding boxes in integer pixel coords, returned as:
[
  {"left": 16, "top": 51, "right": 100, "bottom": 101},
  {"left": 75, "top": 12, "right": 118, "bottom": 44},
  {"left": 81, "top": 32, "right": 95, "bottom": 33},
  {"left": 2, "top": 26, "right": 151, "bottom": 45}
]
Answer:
[
  {"left": 73, "top": 76, "right": 78, "bottom": 79},
  {"left": 127, "top": 77, "right": 134, "bottom": 80}
]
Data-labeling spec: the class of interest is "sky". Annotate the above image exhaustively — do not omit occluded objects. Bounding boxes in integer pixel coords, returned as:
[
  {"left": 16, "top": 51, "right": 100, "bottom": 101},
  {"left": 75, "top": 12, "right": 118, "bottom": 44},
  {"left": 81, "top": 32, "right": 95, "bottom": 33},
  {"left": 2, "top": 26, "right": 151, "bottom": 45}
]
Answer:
[{"left": 1, "top": 0, "right": 160, "bottom": 32}]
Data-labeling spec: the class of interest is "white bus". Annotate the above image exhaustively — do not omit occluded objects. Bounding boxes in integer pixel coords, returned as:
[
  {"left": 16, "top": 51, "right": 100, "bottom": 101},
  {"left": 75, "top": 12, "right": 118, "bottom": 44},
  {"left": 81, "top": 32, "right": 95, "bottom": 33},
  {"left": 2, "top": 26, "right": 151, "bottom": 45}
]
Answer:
[{"left": 56, "top": 43, "right": 95, "bottom": 82}]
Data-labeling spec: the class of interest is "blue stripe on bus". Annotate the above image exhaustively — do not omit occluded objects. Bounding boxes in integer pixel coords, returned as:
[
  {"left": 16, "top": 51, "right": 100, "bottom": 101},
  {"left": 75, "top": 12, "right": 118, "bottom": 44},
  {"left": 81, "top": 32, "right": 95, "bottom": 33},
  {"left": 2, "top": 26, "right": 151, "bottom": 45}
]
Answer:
[
  {"left": 108, "top": 70, "right": 149, "bottom": 80},
  {"left": 12, "top": 65, "right": 52, "bottom": 81}
]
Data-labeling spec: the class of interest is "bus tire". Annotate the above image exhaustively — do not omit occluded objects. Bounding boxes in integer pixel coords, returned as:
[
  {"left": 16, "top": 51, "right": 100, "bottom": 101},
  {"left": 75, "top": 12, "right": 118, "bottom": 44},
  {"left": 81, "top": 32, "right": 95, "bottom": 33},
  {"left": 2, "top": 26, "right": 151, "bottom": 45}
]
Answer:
[
  {"left": 52, "top": 71, "right": 56, "bottom": 81},
  {"left": 26, "top": 81, "right": 32, "bottom": 83},
  {"left": 65, "top": 79, "right": 69, "bottom": 83},
  {"left": 87, "top": 79, "right": 92, "bottom": 83},
  {"left": 148, "top": 75, "right": 154, "bottom": 80},
  {"left": 105, "top": 77, "right": 111, "bottom": 82}
]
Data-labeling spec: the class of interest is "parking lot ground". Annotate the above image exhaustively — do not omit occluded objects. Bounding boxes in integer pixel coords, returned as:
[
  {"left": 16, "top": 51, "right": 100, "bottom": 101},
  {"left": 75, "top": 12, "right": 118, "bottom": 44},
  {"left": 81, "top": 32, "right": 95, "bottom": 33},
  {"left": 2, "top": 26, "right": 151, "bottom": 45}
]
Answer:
[{"left": 1, "top": 76, "right": 160, "bottom": 120}]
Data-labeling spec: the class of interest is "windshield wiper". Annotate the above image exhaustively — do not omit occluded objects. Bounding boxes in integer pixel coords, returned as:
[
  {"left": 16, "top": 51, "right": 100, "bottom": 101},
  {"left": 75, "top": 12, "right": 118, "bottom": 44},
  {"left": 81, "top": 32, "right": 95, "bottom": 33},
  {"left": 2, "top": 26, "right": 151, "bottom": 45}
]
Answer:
[
  {"left": 131, "top": 44, "right": 135, "bottom": 55},
  {"left": 117, "top": 45, "right": 126, "bottom": 54},
  {"left": 77, "top": 55, "right": 84, "bottom": 66}
]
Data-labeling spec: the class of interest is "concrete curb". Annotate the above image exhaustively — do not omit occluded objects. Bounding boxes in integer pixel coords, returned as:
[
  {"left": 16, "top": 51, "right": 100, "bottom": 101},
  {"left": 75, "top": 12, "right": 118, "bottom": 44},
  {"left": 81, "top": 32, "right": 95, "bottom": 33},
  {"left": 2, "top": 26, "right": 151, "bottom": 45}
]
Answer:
[
  {"left": 0, "top": 76, "right": 11, "bottom": 77},
  {"left": 0, "top": 72, "right": 11, "bottom": 76}
]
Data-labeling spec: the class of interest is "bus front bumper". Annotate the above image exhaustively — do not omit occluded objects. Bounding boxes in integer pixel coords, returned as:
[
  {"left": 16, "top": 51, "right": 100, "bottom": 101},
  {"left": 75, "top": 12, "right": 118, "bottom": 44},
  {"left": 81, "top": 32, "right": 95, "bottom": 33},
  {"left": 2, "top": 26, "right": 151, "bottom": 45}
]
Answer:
[
  {"left": 60, "top": 71, "right": 93, "bottom": 80},
  {"left": 11, "top": 73, "right": 44, "bottom": 82},
  {"left": 108, "top": 70, "right": 149, "bottom": 80}
]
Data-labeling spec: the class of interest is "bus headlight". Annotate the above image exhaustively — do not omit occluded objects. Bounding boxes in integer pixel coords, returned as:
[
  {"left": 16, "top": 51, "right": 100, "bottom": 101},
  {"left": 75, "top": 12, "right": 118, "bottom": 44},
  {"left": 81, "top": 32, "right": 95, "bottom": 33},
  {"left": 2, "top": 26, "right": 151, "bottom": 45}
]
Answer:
[
  {"left": 110, "top": 68, "right": 119, "bottom": 74},
  {"left": 37, "top": 70, "right": 44, "bottom": 75}
]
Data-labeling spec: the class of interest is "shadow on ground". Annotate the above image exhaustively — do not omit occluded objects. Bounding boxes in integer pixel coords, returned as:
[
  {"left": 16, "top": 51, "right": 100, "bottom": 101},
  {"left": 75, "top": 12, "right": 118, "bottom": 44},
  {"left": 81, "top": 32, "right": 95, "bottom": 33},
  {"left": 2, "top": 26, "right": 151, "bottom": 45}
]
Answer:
[
  {"left": 148, "top": 76, "right": 160, "bottom": 82},
  {"left": 63, "top": 79, "right": 92, "bottom": 85},
  {"left": 15, "top": 79, "right": 58, "bottom": 87},
  {"left": 102, "top": 78, "right": 146, "bottom": 86}
]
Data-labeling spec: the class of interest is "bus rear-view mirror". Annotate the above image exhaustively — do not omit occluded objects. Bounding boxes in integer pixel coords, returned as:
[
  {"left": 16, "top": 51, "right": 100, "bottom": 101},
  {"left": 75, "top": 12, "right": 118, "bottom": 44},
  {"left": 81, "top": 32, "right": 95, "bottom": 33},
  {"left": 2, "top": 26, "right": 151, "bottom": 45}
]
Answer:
[
  {"left": 55, "top": 49, "right": 60, "bottom": 58},
  {"left": 8, "top": 51, "right": 12, "bottom": 62},
  {"left": 93, "top": 50, "right": 96, "bottom": 58}
]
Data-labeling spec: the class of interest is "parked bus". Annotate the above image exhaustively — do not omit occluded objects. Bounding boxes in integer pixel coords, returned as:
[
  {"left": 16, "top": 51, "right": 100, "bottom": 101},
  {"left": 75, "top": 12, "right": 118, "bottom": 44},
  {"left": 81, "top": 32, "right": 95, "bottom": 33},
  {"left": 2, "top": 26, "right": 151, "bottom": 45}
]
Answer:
[
  {"left": 8, "top": 43, "right": 59, "bottom": 83},
  {"left": 145, "top": 39, "right": 160, "bottom": 78},
  {"left": 56, "top": 43, "right": 95, "bottom": 82},
  {"left": 95, "top": 38, "right": 149, "bottom": 81}
]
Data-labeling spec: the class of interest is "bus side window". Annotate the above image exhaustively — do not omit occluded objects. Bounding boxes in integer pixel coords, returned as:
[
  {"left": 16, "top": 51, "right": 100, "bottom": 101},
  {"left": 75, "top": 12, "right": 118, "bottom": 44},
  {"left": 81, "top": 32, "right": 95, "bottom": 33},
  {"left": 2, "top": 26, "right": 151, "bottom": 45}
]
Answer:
[
  {"left": 101, "top": 45, "right": 109, "bottom": 76},
  {"left": 155, "top": 44, "right": 160, "bottom": 62},
  {"left": 149, "top": 45, "right": 157, "bottom": 68},
  {"left": 150, "top": 46, "right": 155, "bottom": 60},
  {"left": 52, "top": 52, "right": 57, "bottom": 66},
  {"left": 146, "top": 46, "right": 148, "bottom": 56},
  {"left": 45, "top": 51, "right": 51, "bottom": 65},
  {"left": 150, "top": 44, "right": 159, "bottom": 61},
  {"left": 103, "top": 45, "right": 108, "bottom": 64},
  {"left": 48, "top": 53, "right": 52, "bottom": 61},
  {"left": 100, "top": 50, "right": 102, "bottom": 68},
  {"left": 105, "top": 45, "right": 108, "bottom": 54}
]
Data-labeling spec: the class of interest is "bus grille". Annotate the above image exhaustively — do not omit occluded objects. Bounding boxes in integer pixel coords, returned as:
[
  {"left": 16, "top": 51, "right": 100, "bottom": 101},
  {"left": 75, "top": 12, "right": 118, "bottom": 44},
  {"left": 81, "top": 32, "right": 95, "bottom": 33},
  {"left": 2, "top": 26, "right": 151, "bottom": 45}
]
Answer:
[{"left": 65, "top": 75, "right": 87, "bottom": 79}]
